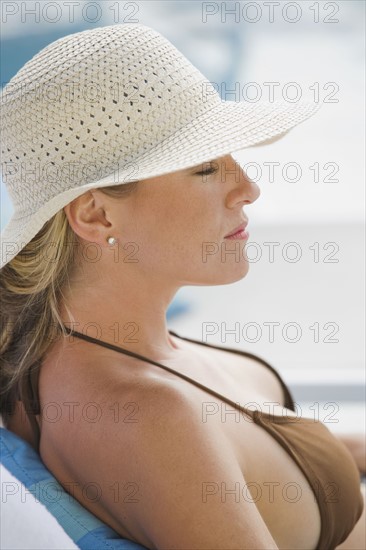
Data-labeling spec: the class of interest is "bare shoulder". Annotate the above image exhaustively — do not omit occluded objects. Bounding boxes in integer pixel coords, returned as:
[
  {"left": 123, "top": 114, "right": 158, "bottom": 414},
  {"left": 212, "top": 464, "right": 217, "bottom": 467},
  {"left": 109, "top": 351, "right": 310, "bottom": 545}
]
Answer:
[
  {"left": 86, "top": 382, "right": 279, "bottom": 549},
  {"left": 41, "top": 377, "right": 279, "bottom": 549}
]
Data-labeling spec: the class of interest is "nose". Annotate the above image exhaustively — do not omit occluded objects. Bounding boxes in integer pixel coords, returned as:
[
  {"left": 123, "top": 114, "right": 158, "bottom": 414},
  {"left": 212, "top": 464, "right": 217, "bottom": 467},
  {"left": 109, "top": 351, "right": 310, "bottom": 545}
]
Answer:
[
  {"left": 241, "top": 168, "right": 261, "bottom": 203},
  {"left": 226, "top": 161, "right": 261, "bottom": 207}
]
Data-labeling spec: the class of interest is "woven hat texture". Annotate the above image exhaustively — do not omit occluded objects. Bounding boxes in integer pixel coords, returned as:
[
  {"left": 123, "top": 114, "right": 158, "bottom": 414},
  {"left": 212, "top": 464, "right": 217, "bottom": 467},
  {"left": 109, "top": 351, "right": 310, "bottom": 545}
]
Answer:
[{"left": 0, "top": 23, "right": 320, "bottom": 268}]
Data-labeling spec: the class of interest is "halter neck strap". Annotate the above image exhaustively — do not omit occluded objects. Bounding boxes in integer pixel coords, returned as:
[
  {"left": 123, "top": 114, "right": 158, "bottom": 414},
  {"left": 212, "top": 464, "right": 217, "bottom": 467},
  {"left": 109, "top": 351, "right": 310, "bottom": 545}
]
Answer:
[{"left": 60, "top": 324, "right": 258, "bottom": 420}]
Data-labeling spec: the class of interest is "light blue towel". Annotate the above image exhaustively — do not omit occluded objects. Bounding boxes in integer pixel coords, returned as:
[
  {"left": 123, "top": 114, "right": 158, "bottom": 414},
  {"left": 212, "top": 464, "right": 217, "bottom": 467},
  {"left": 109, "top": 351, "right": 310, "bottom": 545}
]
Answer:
[{"left": 0, "top": 427, "right": 148, "bottom": 549}]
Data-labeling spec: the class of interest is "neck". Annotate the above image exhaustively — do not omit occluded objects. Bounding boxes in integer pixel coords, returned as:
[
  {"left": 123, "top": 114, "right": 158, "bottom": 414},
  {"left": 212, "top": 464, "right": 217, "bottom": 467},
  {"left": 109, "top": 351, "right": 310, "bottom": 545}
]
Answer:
[{"left": 59, "top": 267, "right": 183, "bottom": 360}]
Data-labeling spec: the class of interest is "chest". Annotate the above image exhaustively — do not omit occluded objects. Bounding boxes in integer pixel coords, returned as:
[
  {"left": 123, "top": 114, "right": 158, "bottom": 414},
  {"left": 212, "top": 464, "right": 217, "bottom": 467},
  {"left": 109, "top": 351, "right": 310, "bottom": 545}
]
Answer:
[
  {"left": 14, "top": 339, "right": 322, "bottom": 550},
  {"left": 161, "top": 337, "right": 287, "bottom": 411},
  {"left": 155, "top": 341, "right": 322, "bottom": 549}
]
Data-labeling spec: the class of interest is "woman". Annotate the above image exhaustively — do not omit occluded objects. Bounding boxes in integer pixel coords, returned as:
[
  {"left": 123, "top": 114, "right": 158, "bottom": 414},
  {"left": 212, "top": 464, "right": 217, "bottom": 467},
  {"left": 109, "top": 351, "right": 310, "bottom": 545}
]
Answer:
[{"left": 0, "top": 23, "right": 364, "bottom": 550}]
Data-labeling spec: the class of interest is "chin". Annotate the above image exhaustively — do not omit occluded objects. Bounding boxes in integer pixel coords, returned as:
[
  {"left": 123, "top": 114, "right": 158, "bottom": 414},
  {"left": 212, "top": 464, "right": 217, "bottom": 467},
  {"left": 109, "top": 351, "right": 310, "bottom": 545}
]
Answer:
[
  {"left": 204, "top": 261, "right": 250, "bottom": 286},
  {"left": 226, "top": 263, "right": 250, "bottom": 284}
]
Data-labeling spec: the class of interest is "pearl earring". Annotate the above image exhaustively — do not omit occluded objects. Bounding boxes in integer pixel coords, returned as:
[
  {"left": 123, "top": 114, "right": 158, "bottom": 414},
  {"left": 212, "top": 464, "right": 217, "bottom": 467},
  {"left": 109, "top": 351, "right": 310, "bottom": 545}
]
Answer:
[{"left": 107, "top": 236, "right": 117, "bottom": 245}]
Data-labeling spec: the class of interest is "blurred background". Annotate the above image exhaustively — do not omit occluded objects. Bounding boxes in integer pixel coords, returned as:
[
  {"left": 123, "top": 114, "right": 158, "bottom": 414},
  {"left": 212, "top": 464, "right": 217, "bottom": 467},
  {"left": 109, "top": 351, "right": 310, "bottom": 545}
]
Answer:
[{"left": 1, "top": 0, "right": 365, "bottom": 432}]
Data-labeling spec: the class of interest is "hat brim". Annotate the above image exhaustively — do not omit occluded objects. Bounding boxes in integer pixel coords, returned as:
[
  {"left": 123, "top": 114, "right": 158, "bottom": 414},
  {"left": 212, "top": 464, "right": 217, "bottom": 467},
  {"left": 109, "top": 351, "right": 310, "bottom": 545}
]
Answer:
[{"left": 1, "top": 99, "right": 321, "bottom": 269}]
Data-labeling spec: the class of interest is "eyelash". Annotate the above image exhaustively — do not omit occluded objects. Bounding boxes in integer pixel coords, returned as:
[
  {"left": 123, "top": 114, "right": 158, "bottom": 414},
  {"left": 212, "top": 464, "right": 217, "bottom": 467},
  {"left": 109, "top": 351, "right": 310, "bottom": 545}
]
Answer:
[{"left": 195, "top": 166, "right": 219, "bottom": 176}]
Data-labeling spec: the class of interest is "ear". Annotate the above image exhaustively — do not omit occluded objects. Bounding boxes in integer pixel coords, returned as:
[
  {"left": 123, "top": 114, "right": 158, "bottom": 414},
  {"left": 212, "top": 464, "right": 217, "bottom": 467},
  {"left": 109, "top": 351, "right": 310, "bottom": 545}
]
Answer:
[{"left": 63, "top": 190, "right": 113, "bottom": 245}]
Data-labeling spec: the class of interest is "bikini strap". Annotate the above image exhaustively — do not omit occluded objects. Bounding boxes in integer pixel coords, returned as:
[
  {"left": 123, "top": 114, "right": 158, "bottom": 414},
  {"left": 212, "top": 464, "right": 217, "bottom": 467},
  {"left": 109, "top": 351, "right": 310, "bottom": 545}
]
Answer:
[
  {"left": 61, "top": 324, "right": 257, "bottom": 420},
  {"left": 169, "top": 330, "right": 296, "bottom": 412}
]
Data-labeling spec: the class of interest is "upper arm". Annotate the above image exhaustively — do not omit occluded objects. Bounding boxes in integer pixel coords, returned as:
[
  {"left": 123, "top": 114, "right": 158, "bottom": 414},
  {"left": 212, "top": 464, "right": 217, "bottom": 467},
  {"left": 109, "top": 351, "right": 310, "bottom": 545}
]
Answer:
[
  {"left": 335, "top": 433, "right": 366, "bottom": 474},
  {"left": 101, "top": 385, "right": 279, "bottom": 550}
]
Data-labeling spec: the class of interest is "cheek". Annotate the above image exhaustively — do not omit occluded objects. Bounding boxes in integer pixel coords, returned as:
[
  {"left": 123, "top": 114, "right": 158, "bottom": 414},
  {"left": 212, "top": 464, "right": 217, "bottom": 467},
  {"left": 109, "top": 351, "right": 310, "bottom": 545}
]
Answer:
[
  {"left": 165, "top": 193, "right": 223, "bottom": 245},
  {"left": 127, "top": 185, "right": 225, "bottom": 268},
  {"left": 122, "top": 194, "right": 190, "bottom": 265}
]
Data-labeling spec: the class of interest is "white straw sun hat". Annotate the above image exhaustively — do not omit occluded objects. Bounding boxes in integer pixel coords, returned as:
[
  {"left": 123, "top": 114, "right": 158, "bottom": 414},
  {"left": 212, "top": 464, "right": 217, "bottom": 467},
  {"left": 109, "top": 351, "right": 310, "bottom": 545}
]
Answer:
[{"left": 0, "top": 23, "right": 320, "bottom": 269}]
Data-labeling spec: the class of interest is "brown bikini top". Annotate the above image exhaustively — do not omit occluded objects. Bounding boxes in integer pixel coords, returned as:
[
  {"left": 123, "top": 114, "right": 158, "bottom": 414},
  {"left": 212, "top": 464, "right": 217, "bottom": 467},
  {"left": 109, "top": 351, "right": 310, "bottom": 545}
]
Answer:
[{"left": 25, "top": 326, "right": 364, "bottom": 550}]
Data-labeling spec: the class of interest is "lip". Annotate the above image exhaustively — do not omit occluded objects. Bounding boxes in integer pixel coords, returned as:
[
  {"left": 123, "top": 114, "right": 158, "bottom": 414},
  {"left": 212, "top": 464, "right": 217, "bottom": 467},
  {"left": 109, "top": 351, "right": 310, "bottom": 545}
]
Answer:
[{"left": 224, "top": 221, "right": 248, "bottom": 238}]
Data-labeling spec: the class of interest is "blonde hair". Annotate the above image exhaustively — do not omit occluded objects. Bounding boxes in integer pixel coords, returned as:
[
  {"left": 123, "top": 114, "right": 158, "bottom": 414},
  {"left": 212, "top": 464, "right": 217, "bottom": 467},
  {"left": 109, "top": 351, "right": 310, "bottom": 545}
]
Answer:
[{"left": 0, "top": 181, "right": 138, "bottom": 449}]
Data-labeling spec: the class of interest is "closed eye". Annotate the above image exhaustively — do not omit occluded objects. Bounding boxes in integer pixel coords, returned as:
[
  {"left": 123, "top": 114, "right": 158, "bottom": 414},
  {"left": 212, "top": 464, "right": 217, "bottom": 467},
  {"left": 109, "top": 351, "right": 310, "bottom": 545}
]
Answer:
[{"left": 195, "top": 164, "right": 219, "bottom": 176}]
